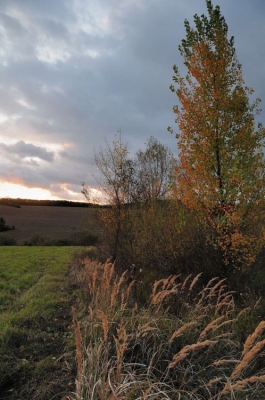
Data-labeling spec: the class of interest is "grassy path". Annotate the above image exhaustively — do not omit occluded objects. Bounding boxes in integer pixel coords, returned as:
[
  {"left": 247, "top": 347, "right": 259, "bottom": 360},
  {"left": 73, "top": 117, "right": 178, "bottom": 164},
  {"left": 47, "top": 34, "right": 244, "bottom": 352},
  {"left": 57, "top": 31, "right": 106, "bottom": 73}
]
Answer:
[{"left": 0, "top": 247, "right": 78, "bottom": 400}]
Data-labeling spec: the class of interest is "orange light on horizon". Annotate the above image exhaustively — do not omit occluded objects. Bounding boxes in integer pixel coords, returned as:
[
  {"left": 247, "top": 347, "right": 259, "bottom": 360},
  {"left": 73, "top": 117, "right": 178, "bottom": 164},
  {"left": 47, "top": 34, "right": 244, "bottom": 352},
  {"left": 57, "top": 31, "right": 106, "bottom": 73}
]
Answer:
[
  {"left": 0, "top": 181, "right": 106, "bottom": 203},
  {"left": 0, "top": 182, "right": 62, "bottom": 201}
]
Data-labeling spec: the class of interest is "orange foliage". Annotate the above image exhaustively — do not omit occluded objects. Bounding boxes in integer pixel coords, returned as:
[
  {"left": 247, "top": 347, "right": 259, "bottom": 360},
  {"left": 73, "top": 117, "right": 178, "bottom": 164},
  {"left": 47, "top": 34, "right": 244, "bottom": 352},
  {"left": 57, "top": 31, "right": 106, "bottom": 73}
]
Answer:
[{"left": 170, "top": 1, "right": 265, "bottom": 270}]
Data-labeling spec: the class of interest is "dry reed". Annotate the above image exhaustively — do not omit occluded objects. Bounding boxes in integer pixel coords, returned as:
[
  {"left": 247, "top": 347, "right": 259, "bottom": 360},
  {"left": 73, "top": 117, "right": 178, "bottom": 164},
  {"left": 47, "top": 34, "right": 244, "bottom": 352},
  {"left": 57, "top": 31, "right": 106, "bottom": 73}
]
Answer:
[
  {"left": 230, "top": 338, "right": 265, "bottom": 381},
  {"left": 69, "top": 256, "right": 265, "bottom": 400},
  {"left": 72, "top": 306, "right": 82, "bottom": 398},
  {"left": 242, "top": 320, "right": 265, "bottom": 357},
  {"left": 168, "top": 340, "right": 218, "bottom": 368},
  {"left": 189, "top": 273, "right": 202, "bottom": 291},
  {"left": 97, "top": 310, "right": 109, "bottom": 342},
  {"left": 169, "top": 321, "right": 198, "bottom": 342},
  {"left": 224, "top": 374, "right": 265, "bottom": 392}
]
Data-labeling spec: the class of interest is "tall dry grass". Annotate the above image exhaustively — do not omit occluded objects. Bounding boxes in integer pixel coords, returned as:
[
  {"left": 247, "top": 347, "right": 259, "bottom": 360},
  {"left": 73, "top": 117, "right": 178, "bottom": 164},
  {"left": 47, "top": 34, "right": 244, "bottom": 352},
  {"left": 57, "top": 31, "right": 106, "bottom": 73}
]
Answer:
[{"left": 69, "top": 258, "right": 265, "bottom": 399}]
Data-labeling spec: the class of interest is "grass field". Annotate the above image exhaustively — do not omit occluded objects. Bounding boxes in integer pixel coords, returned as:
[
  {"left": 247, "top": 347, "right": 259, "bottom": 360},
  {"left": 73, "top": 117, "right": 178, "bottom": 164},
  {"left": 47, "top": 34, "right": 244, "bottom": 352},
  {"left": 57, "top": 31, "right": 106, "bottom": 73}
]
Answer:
[
  {"left": 0, "top": 205, "right": 95, "bottom": 244},
  {"left": 0, "top": 246, "right": 78, "bottom": 400},
  {"left": 1, "top": 246, "right": 265, "bottom": 399}
]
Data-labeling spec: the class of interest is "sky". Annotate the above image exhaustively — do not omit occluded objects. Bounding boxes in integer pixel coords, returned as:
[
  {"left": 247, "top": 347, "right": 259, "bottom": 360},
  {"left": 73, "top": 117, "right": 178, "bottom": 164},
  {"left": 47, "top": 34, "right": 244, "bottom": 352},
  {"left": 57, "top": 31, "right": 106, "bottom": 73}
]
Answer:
[{"left": 0, "top": 0, "right": 265, "bottom": 202}]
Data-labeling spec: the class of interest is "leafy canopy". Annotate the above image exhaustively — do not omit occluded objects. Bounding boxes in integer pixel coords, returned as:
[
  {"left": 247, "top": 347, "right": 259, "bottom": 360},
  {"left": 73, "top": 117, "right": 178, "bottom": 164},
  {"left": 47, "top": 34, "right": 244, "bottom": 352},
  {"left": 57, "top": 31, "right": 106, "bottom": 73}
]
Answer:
[{"left": 169, "top": 0, "right": 265, "bottom": 268}]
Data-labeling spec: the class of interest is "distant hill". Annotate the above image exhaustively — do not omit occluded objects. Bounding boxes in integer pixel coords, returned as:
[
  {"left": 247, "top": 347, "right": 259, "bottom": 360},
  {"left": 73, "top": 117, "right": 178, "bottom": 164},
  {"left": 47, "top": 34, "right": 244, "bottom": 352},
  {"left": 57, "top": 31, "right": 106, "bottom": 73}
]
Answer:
[{"left": 0, "top": 198, "right": 104, "bottom": 208}]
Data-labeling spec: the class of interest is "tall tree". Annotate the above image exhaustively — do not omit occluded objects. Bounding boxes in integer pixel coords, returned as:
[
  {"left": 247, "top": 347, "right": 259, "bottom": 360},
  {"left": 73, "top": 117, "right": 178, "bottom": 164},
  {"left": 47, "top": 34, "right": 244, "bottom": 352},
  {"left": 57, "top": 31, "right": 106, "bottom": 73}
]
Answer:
[{"left": 169, "top": 0, "right": 265, "bottom": 270}]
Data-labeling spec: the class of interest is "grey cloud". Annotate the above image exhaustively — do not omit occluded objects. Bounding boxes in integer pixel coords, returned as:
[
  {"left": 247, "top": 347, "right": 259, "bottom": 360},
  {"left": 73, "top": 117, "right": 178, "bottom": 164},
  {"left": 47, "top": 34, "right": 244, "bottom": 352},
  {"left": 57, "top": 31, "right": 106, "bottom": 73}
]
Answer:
[
  {"left": 0, "top": 140, "right": 54, "bottom": 162},
  {"left": 39, "top": 18, "right": 70, "bottom": 40},
  {"left": 1, "top": 0, "right": 72, "bottom": 20},
  {"left": 0, "top": 0, "right": 264, "bottom": 200},
  {"left": 59, "top": 150, "right": 93, "bottom": 165},
  {"left": 0, "top": 12, "right": 25, "bottom": 35},
  {"left": 0, "top": 154, "right": 90, "bottom": 192}
]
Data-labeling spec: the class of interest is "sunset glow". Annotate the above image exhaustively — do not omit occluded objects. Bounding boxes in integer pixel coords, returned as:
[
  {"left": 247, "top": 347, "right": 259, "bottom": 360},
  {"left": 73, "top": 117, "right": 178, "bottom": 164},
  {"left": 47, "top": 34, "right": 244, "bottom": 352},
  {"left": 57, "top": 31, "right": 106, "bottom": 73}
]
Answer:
[
  {"left": 0, "top": 182, "right": 60, "bottom": 201},
  {"left": 0, "top": 181, "right": 103, "bottom": 202}
]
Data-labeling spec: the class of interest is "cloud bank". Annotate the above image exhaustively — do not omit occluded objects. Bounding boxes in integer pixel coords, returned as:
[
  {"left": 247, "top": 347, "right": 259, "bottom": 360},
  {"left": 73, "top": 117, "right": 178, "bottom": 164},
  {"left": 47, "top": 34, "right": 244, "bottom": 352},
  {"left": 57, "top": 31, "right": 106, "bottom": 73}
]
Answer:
[{"left": 0, "top": 0, "right": 264, "bottom": 200}]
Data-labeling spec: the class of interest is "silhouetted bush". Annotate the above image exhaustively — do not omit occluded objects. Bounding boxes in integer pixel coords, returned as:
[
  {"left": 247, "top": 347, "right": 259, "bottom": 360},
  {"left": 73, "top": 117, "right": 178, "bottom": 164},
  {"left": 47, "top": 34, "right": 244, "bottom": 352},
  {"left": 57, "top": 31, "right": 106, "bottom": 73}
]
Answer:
[
  {"left": 23, "top": 241, "right": 32, "bottom": 246},
  {"left": 0, "top": 217, "right": 15, "bottom": 232},
  {"left": 26, "top": 234, "right": 47, "bottom": 246},
  {"left": 70, "top": 231, "right": 98, "bottom": 246},
  {"left": 0, "top": 235, "right": 16, "bottom": 245},
  {"left": 47, "top": 238, "right": 74, "bottom": 246},
  {"left": 23, "top": 232, "right": 98, "bottom": 246}
]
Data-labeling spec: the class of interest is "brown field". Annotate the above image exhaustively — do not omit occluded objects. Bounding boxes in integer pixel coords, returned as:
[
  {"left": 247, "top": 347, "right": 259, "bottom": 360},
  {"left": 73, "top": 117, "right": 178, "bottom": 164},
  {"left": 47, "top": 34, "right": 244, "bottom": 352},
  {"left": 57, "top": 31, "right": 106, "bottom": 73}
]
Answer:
[{"left": 0, "top": 205, "right": 97, "bottom": 244}]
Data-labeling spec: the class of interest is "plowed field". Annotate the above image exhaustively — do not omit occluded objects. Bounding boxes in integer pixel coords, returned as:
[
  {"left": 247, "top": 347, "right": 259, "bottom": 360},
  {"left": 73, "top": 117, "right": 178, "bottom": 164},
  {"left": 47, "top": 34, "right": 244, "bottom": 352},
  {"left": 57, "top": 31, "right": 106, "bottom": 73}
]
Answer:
[{"left": 0, "top": 205, "right": 94, "bottom": 244}]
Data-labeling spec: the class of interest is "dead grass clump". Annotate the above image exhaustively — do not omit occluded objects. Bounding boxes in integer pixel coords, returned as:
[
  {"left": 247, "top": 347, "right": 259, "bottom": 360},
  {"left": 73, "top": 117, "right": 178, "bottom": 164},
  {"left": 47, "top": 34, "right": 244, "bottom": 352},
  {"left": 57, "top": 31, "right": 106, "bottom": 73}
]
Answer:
[{"left": 69, "top": 260, "right": 265, "bottom": 399}]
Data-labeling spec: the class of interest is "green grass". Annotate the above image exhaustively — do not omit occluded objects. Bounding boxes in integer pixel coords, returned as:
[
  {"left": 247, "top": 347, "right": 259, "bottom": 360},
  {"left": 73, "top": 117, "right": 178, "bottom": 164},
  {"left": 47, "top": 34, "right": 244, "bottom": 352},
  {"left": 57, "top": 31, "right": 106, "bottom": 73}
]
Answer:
[{"left": 0, "top": 246, "right": 78, "bottom": 400}]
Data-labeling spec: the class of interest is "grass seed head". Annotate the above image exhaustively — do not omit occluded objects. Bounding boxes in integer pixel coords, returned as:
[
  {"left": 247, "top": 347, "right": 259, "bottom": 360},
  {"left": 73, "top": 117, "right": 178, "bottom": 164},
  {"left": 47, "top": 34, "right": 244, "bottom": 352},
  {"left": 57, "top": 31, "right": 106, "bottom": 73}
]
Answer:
[
  {"left": 169, "top": 321, "right": 198, "bottom": 343},
  {"left": 242, "top": 320, "right": 265, "bottom": 357},
  {"left": 168, "top": 340, "right": 217, "bottom": 368}
]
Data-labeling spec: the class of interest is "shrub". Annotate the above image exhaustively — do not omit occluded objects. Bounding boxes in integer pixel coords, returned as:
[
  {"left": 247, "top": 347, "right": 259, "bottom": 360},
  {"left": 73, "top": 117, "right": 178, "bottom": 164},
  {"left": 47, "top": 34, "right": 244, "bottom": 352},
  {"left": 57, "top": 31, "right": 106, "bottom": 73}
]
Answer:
[
  {"left": 0, "top": 217, "right": 15, "bottom": 232},
  {"left": 70, "top": 231, "right": 98, "bottom": 246},
  {"left": 25, "top": 234, "right": 47, "bottom": 246},
  {"left": 47, "top": 238, "right": 73, "bottom": 246},
  {"left": 0, "top": 235, "right": 16, "bottom": 245},
  {"left": 23, "top": 232, "right": 98, "bottom": 247}
]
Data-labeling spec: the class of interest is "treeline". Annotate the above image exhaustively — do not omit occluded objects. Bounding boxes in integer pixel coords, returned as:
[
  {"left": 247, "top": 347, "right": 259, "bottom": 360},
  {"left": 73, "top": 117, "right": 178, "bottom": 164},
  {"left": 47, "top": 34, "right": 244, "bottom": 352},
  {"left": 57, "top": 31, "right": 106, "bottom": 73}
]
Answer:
[{"left": 0, "top": 198, "right": 105, "bottom": 208}]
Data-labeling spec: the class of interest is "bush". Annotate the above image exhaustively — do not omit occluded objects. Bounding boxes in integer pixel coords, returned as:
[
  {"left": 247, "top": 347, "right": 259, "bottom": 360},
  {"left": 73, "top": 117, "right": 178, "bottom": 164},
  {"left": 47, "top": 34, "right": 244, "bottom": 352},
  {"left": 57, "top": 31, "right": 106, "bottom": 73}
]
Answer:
[
  {"left": 70, "top": 231, "right": 98, "bottom": 246},
  {"left": 96, "top": 200, "right": 225, "bottom": 282},
  {"left": 0, "top": 236, "right": 16, "bottom": 245},
  {"left": 47, "top": 238, "right": 74, "bottom": 246},
  {"left": 23, "top": 232, "right": 98, "bottom": 247},
  {"left": 23, "top": 235, "right": 71, "bottom": 246},
  {"left": 0, "top": 217, "right": 15, "bottom": 232},
  {"left": 25, "top": 234, "right": 47, "bottom": 246}
]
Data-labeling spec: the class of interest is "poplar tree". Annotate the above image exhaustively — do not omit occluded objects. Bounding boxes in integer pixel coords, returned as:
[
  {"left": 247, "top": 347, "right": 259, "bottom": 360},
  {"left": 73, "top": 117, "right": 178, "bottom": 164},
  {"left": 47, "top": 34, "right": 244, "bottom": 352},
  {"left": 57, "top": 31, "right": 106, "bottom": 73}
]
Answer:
[{"left": 169, "top": 1, "right": 265, "bottom": 270}]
